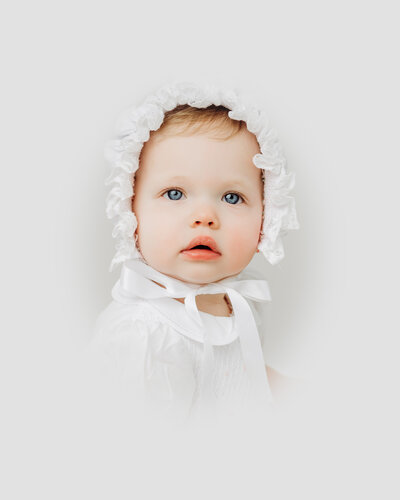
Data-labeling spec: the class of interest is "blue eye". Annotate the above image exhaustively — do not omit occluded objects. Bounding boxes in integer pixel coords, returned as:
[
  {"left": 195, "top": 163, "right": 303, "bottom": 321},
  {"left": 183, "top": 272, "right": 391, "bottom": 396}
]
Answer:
[
  {"left": 162, "top": 189, "right": 244, "bottom": 204},
  {"left": 224, "top": 193, "right": 243, "bottom": 205},
  {"left": 163, "top": 189, "right": 184, "bottom": 200}
]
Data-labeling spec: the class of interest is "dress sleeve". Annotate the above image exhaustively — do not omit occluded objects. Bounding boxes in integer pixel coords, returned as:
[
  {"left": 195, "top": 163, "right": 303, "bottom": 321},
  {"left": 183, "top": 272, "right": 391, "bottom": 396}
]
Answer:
[{"left": 87, "top": 301, "right": 196, "bottom": 424}]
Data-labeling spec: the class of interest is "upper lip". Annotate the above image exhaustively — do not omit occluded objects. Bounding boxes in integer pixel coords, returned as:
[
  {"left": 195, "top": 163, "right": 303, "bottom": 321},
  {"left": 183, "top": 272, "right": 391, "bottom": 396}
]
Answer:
[{"left": 182, "top": 236, "right": 221, "bottom": 254}]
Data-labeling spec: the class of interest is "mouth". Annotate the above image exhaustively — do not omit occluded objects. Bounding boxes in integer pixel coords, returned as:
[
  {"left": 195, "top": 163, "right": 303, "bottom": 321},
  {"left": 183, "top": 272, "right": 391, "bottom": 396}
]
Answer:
[
  {"left": 190, "top": 245, "right": 213, "bottom": 250},
  {"left": 181, "top": 236, "right": 221, "bottom": 260},
  {"left": 181, "top": 236, "right": 221, "bottom": 254}
]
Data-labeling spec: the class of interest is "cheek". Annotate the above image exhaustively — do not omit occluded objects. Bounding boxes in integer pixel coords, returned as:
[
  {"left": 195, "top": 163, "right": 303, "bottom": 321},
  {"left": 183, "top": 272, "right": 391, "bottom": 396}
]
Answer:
[
  {"left": 224, "top": 212, "right": 262, "bottom": 257},
  {"left": 136, "top": 204, "right": 178, "bottom": 251}
]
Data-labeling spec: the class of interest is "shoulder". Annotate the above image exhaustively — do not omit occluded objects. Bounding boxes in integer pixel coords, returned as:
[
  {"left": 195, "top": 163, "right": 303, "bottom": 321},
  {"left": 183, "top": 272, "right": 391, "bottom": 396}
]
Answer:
[
  {"left": 86, "top": 299, "right": 196, "bottom": 417},
  {"left": 89, "top": 299, "right": 189, "bottom": 364},
  {"left": 92, "top": 299, "right": 166, "bottom": 340},
  {"left": 94, "top": 298, "right": 156, "bottom": 327}
]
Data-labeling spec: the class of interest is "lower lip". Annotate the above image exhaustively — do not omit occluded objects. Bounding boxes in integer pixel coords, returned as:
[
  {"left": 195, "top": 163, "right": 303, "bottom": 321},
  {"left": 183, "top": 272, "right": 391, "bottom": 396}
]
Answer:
[{"left": 180, "top": 249, "right": 221, "bottom": 260}]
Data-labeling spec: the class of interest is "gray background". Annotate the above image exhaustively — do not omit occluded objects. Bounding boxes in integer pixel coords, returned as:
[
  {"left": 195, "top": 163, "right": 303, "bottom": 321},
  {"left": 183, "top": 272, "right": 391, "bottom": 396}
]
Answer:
[{"left": 1, "top": 0, "right": 398, "bottom": 498}]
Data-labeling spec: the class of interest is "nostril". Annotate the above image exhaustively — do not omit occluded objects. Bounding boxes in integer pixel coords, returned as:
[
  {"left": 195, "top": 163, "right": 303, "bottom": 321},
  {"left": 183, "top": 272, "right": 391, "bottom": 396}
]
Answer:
[{"left": 194, "top": 220, "right": 214, "bottom": 226}]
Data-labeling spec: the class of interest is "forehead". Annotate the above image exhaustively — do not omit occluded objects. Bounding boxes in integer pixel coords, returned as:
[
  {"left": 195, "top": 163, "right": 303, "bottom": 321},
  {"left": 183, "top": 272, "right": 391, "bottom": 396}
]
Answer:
[{"left": 138, "top": 127, "right": 261, "bottom": 183}]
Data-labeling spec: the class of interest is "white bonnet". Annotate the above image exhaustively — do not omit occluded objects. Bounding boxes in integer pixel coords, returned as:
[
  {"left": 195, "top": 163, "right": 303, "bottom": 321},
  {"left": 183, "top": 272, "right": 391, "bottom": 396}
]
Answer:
[{"left": 104, "top": 80, "right": 299, "bottom": 272}]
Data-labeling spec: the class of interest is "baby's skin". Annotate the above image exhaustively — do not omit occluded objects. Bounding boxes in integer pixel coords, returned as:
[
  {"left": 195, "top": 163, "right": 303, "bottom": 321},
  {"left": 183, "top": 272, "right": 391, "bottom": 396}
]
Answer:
[{"left": 132, "top": 127, "right": 263, "bottom": 305}]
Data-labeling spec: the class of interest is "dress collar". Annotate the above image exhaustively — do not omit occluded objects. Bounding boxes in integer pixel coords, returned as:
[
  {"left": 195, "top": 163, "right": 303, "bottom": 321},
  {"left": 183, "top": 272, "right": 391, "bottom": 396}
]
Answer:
[
  {"left": 112, "top": 258, "right": 274, "bottom": 412},
  {"left": 147, "top": 295, "right": 236, "bottom": 346}
]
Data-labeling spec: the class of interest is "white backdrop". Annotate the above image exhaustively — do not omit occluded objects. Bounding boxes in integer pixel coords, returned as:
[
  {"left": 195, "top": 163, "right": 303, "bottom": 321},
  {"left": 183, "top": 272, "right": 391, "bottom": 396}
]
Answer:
[{"left": 1, "top": 0, "right": 398, "bottom": 498}]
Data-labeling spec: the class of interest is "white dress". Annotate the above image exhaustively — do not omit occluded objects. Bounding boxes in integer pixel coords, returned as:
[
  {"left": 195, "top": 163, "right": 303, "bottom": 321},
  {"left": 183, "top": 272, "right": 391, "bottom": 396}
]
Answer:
[{"left": 88, "top": 263, "right": 274, "bottom": 426}]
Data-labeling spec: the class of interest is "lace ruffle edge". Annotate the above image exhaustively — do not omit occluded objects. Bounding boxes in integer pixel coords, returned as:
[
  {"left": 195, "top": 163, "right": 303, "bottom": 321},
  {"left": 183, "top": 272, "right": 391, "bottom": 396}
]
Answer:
[{"left": 104, "top": 81, "right": 299, "bottom": 272}]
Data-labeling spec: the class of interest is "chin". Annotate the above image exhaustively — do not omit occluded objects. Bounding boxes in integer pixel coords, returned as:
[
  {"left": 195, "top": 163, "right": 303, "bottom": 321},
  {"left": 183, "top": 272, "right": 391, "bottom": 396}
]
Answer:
[
  {"left": 176, "top": 273, "right": 211, "bottom": 285},
  {"left": 180, "top": 269, "right": 229, "bottom": 286}
]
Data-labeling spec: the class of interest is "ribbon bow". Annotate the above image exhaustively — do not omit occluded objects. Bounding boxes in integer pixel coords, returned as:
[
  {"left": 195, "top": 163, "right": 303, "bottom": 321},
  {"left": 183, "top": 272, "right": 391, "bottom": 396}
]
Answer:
[{"left": 112, "top": 259, "right": 274, "bottom": 416}]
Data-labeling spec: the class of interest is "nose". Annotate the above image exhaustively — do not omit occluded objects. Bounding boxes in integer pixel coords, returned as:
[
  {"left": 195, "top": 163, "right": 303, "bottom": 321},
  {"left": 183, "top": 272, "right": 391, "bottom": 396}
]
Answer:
[{"left": 190, "top": 204, "right": 220, "bottom": 229}]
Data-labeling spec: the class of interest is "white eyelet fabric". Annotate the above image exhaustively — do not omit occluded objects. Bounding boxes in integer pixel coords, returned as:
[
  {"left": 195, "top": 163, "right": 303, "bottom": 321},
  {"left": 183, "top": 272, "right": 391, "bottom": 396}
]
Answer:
[{"left": 104, "top": 80, "right": 300, "bottom": 272}]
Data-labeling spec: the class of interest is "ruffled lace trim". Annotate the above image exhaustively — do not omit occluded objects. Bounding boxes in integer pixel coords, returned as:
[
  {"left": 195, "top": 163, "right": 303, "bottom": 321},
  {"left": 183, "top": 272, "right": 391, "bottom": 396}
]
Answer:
[{"left": 104, "top": 81, "right": 299, "bottom": 271}]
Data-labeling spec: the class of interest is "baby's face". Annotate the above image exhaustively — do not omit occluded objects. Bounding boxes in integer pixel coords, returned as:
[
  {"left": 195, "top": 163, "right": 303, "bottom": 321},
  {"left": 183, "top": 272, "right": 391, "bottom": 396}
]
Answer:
[{"left": 132, "top": 127, "right": 263, "bottom": 285}]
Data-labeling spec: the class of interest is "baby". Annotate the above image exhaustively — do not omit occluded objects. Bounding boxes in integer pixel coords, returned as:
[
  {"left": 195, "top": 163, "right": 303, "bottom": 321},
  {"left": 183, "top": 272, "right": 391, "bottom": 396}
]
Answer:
[{"left": 91, "top": 81, "right": 299, "bottom": 425}]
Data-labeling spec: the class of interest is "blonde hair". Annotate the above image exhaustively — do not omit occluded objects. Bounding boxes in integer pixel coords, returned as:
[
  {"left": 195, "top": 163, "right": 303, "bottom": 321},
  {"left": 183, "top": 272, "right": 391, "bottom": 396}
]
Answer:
[
  {"left": 151, "top": 104, "right": 247, "bottom": 141},
  {"left": 136, "top": 104, "right": 263, "bottom": 190}
]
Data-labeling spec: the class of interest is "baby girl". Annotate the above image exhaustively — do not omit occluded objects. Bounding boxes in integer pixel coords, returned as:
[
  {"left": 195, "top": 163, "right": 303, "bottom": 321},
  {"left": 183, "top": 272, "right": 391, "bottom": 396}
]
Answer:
[{"left": 90, "top": 81, "right": 299, "bottom": 425}]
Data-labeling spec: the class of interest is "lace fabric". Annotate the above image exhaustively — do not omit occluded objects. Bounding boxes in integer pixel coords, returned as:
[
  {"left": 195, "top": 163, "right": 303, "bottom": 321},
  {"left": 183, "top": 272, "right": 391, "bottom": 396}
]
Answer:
[
  {"left": 90, "top": 297, "right": 272, "bottom": 425},
  {"left": 104, "top": 80, "right": 300, "bottom": 272},
  {"left": 90, "top": 260, "right": 274, "bottom": 424}
]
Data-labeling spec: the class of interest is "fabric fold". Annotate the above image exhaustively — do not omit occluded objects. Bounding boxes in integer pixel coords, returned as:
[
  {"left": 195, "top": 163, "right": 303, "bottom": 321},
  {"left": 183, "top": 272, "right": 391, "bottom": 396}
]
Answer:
[{"left": 112, "top": 259, "right": 274, "bottom": 413}]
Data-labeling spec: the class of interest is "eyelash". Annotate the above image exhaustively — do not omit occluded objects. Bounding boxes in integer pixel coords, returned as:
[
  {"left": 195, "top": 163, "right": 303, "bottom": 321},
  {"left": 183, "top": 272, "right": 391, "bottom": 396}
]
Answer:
[{"left": 161, "top": 187, "right": 246, "bottom": 205}]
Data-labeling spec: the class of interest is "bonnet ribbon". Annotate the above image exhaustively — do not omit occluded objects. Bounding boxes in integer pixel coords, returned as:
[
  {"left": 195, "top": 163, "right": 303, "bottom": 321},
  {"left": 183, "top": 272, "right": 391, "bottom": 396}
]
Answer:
[{"left": 112, "top": 259, "right": 274, "bottom": 415}]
